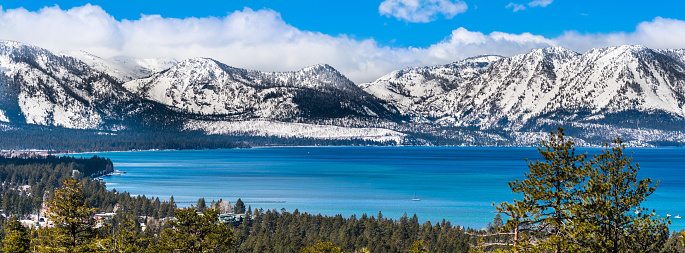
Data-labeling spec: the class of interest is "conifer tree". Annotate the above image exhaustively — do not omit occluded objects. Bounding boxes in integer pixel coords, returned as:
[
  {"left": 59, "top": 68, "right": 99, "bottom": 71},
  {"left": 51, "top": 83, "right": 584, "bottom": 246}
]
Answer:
[
  {"left": 575, "top": 138, "right": 669, "bottom": 252},
  {"left": 496, "top": 128, "right": 668, "bottom": 252},
  {"left": 100, "top": 214, "right": 149, "bottom": 253},
  {"left": 196, "top": 197, "right": 207, "bottom": 212},
  {"left": 300, "top": 241, "right": 343, "bottom": 253},
  {"left": 37, "top": 179, "right": 100, "bottom": 252},
  {"left": 2, "top": 216, "right": 30, "bottom": 253},
  {"left": 496, "top": 127, "right": 587, "bottom": 252},
  {"left": 234, "top": 198, "right": 245, "bottom": 214},
  {"left": 149, "top": 208, "right": 234, "bottom": 252}
]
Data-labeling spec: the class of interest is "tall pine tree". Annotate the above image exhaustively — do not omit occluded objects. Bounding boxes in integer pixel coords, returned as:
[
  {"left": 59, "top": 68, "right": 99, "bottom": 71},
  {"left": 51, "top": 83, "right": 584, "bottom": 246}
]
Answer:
[
  {"left": 497, "top": 127, "right": 588, "bottom": 252},
  {"left": 37, "top": 179, "right": 100, "bottom": 252},
  {"left": 2, "top": 216, "right": 30, "bottom": 253},
  {"left": 574, "top": 138, "right": 669, "bottom": 252},
  {"left": 496, "top": 128, "right": 668, "bottom": 252}
]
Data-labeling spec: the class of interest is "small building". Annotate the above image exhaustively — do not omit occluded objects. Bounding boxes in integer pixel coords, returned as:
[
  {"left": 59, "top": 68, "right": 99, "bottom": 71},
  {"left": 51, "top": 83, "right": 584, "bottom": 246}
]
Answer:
[
  {"left": 218, "top": 213, "right": 247, "bottom": 225},
  {"left": 94, "top": 212, "right": 116, "bottom": 228}
]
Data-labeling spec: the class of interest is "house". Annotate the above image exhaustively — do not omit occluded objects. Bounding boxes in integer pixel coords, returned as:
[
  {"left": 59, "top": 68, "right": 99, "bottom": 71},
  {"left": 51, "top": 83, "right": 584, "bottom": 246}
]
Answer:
[{"left": 218, "top": 213, "right": 247, "bottom": 225}]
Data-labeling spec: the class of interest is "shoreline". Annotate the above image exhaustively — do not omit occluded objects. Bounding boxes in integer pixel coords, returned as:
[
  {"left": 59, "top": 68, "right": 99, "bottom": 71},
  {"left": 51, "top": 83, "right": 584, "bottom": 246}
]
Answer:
[{"left": 49, "top": 144, "right": 672, "bottom": 157}]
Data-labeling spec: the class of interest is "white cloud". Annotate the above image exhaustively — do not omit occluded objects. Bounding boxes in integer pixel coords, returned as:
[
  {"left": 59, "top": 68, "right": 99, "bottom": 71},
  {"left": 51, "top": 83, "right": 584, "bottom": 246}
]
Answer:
[
  {"left": 506, "top": 2, "right": 526, "bottom": 12},
  {"left": 1, "top": 5, "right": 685, "bottom": 84},
  {"left": 379, "top": 0, "right": 467, "bottom": 23},
  {"left": 556, "top": 17, "right": 685, "bottom": 52},
  {"left": 528, "top": 0, "right": 553, "bottom": 7},
  {"left": 425, "top": 28, "right": 555, "bottom": 60},
  {"left": 507, "top": 0, "right": 552, "bottom": 12}
]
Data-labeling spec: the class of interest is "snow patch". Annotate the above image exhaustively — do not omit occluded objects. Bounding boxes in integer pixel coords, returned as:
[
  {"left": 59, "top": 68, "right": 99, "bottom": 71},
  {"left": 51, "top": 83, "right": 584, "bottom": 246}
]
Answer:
[
  {"left": 0, "top": 110, "right": 9, "bottom": 122},
  {"left": 183, "top": 120, "right": 406, "bottom": 144}
]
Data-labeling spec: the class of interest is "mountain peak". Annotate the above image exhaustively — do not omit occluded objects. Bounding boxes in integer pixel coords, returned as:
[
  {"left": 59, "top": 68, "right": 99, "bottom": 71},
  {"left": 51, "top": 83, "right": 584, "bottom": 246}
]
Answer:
[
  {"left": 0, "top": 40, "right": 53, "bottom": 57},
  {"left": 178, "top": 57, "right": 221, "bottom": 66},
  {"left": 521, "top": 46, "right": 580, "bottom": 60},
  {"left": 299, "top": 63, "right": 341, "bottom": 75},
  {"left": 0, "top": 40, "right": 30, "bottom": 50}
]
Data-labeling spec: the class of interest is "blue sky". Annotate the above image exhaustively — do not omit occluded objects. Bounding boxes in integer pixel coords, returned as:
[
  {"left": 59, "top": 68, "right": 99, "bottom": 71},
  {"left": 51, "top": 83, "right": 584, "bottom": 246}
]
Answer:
[{"left": 2, "top": 0, "right": 685, "bottom": 82}]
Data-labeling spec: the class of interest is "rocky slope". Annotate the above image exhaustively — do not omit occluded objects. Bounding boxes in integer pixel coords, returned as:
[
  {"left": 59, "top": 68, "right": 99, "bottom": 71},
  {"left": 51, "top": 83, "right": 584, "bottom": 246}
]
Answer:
[
  {"left": 0, "top": 41, "right": 133, "bottom": 129},
  {"left": 0, "top": 41, "right": 402, "bottom": 142},
  {"left": 363, "top": 46, "right": 685, "bottom": 132},
  {"left": 123, "top": 58, "right": 399, "bottom": 121},
  {"left": 4, "top": 40, "right": 685, "bottom": 146}
]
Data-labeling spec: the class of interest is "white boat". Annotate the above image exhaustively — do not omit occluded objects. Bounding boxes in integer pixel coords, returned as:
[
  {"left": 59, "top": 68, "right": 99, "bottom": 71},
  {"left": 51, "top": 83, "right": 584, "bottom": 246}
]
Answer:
[
  {"left": 412, "top": 191, "right": 421, "bottom": 201},
  {"left": 676, "top": 215, "right": 681, "bottom": 219},
  {"left": 667, "top": 214, "right": 671, "bottom": 218}
]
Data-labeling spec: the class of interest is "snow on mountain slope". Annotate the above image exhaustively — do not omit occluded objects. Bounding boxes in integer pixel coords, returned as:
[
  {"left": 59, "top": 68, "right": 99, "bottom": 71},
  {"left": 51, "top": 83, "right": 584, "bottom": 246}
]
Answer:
[
  {"left": 0, "top": 109, "right": 8, "bottom": 122},
  {"left": 366, "top": 46, "right": 685, "bottom": 130},
  {"left": 60, "top": 50, "right": 178, "bottom": 82},
  {"left": 360, "top": 55, "right": 502, "bottom": 114},
  {"left": 124, "top": 58, "right": 398, "bottom": 120},
  {"left": 5, "top": 41, "right": 685, "bottom": 145},
  {"left": 0, "top": 41, "right": 136, "bottom": 129},
  {"left": 184, "top": 120, "right": 405, "bottom": 143}
]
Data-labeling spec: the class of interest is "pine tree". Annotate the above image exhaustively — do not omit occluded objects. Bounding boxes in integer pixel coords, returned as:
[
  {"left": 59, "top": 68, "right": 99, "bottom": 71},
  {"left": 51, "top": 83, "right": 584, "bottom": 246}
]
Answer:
[
  {"left": 196, "top": 197, "right": 207, "bottom": 212},
  {"left": 234, "top": 198, "right": 245, "bottom": 214},
  {"left": 300, "top": 241, "right": 343, "bottom": 253},
  {"left": 149, "top": 208, "right": 234, "bottom": 252},
  {"left": 100, "top": 214, "right": 149, "bottom": 253},
  {"left": 496, "top": 128, "right": 668, "bottom": 252},
  {"left": 496, "top": 127, "right": 588, "bottom": 252},
  {"left": 2, "top": 216, "right": 30, "bottom": 253},
  {"left": 575, "top": 138, "right": 669, "bottom": 252},
  {"left": 36, "top": 179, "right": 100, "bottom": 252}
]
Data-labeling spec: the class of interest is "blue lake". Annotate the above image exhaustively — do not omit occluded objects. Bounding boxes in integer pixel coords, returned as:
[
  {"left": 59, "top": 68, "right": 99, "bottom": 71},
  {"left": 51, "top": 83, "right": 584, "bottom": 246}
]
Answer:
[{"left": 74, "top": 147, "right": 685, "bottom": 231}]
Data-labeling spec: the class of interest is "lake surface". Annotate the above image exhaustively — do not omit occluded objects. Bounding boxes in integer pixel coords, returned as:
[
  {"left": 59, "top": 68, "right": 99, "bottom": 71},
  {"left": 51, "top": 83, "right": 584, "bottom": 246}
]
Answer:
[{"left": 74, "top": 147, "right": 685, "bottom": 231}]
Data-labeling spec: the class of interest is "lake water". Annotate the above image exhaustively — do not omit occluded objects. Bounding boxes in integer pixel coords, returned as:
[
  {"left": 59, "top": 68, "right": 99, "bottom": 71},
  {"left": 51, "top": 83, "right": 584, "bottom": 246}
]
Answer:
[{"left": 74, "top": 147, "right": 685, "bottom": 231}]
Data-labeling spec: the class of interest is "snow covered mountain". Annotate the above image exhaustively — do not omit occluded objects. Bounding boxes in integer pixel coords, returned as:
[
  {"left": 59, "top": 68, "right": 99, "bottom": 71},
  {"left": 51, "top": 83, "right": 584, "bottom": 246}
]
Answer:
[
  {"left": 360, "top": 55, "right": 502, "bottom": 115},
  {"left": 0, "top": 41, "right": 140, "bottom": 129},
  {"left": 123, "top": 58, "right": 399, "bottom": 121},
  {"left": 59, "top": 50, "right": 178, "bottom": 82},
  {"left": 364, "top": 46, "right": 685, "bottom": 132},
  {"left": 0, "top": 41, "right": 402, "bottom": 142},
  {"left": 4, "top": 40, "right": 685, "bottom": 146}
]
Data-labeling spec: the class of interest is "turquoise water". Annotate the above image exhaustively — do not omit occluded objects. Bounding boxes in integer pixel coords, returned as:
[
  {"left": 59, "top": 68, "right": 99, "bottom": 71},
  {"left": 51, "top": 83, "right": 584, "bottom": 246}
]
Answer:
[{"left": 75, "top": 147, "right": 685, "bottom": 231}]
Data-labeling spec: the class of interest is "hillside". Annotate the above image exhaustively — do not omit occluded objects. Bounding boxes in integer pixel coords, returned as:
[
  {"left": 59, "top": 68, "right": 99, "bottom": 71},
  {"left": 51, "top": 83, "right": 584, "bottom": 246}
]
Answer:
[{"left": 3, "top": 40, "right": 685, "bottom": 146}]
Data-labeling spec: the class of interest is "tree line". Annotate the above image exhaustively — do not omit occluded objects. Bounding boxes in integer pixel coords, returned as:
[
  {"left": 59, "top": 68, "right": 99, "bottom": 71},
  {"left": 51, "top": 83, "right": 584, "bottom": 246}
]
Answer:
[{"left": 0, "top": 125, "right": 399, "bottom": 153}]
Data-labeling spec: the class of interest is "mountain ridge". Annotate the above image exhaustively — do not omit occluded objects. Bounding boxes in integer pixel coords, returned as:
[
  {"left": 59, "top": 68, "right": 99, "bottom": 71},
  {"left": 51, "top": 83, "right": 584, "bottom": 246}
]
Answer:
[
  {"left": 3, "top": 40, "right": 685, "bottom": 146},
  {"left": 363, "top": 45, "right": 685, "bottom": 133}
]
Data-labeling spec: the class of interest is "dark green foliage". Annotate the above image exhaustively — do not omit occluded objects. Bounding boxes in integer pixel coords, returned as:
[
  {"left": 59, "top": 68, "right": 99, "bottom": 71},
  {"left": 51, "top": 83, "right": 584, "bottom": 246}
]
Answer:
[
  {"left": 233, "top": 209, "right": 473, "bottom": 253},
  {"left": 0, "top": 155, "right": 112, "bottom": 216},
  {"left": 2, "top": 216, "right": 30, "bottom": 253},
  {"left": 148, "top": 208, "right": 234, "bottom": 252},
  {"left": 0, "top": 125, "right": 247, "bottom": 153},
  {"left": 496, "top": 127, "right": 587, "bottom": 252},
  {"left": 234, "top": 198, "right": 245, "bottom": 214},
  {"left": 103, "top": 214, "right": 150, "bottom": 253},
  {"left": 37, "top": 179, "right": 99, "bottom": 252},
  {"left": 660, "top": 231, "right": 685, "bottom": 253},
  {"left": 496, "top": 127, "right": 668, "bottom": 252},
  {"left": 196, "top": 197, "right": 207, "bottom": 212},
  {"left": 575, "top": 138, "right": 670, "bottom": 252}
]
